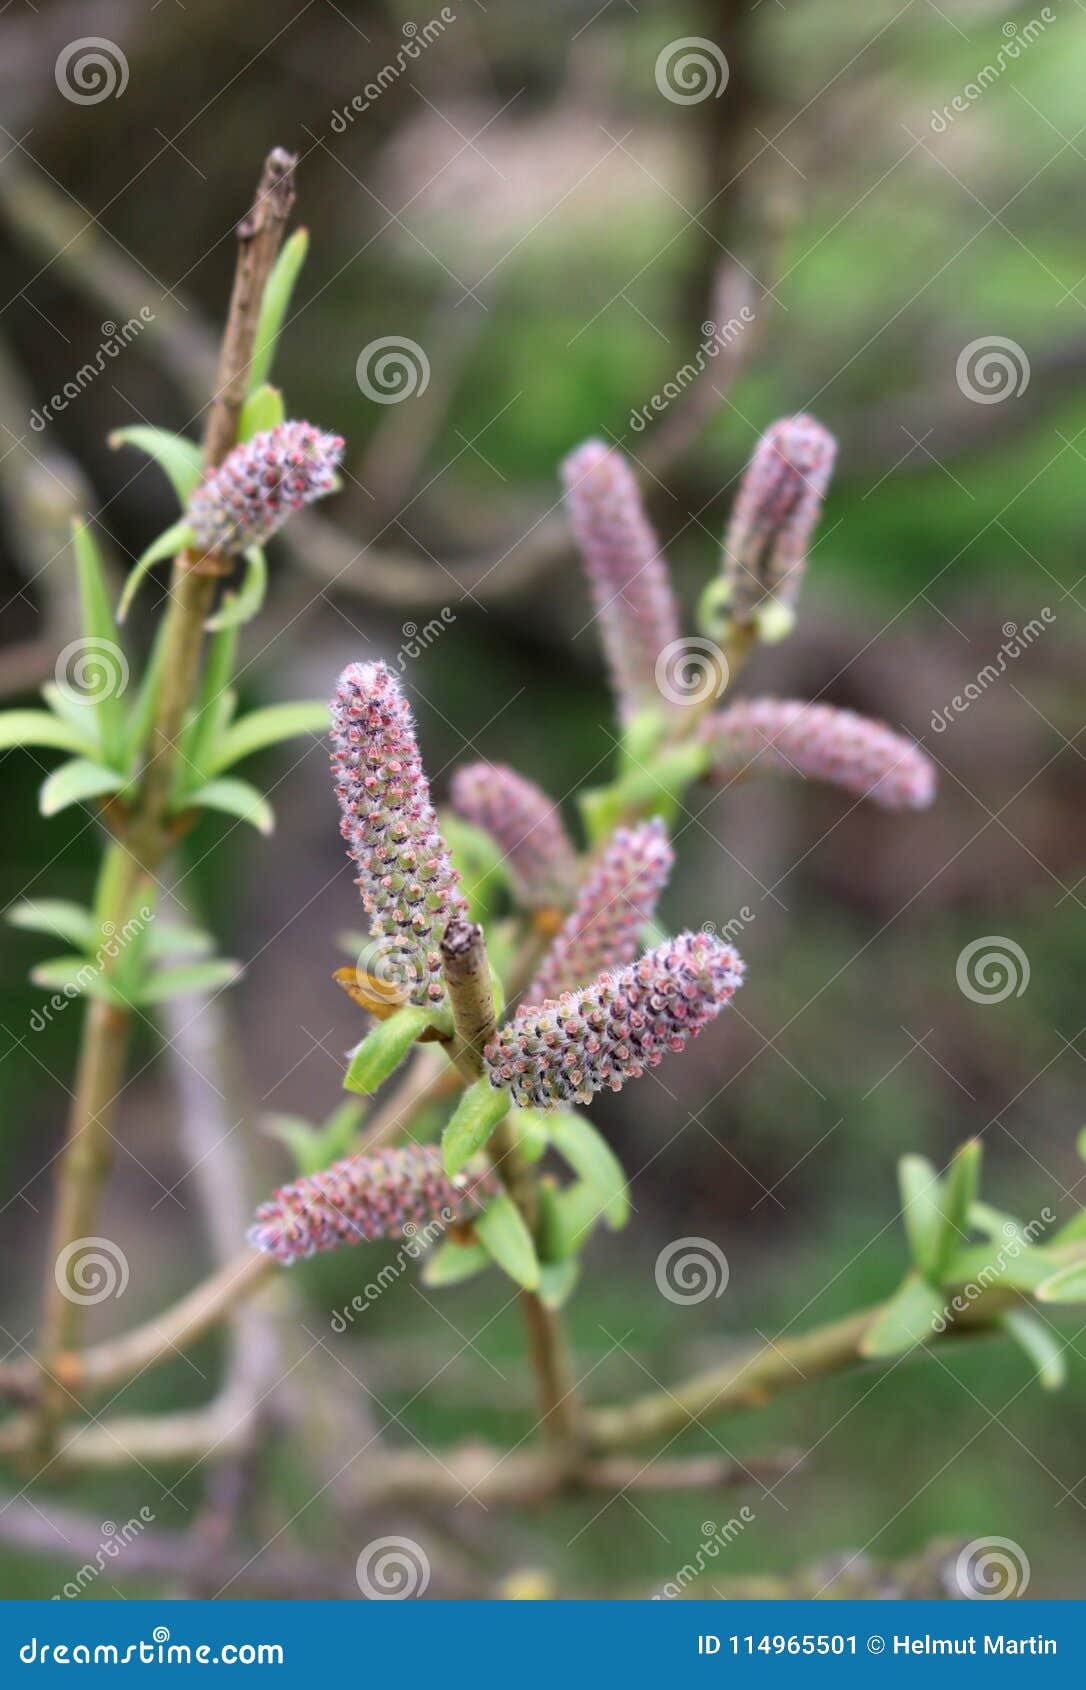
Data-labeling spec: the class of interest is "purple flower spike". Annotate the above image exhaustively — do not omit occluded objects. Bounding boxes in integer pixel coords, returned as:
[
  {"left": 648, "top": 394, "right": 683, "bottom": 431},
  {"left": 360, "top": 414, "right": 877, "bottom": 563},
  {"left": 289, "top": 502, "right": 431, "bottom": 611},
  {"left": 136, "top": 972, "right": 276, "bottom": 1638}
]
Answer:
[
  {"left": 561, "top": 440, "right": 681, "bottom": 724},
  {"left": 486, "top": 931, "right": 744, "bottom": 1110},
  {"left": 527, "top": 819, "right": 674, "bottom": 1003},
  {"left": 449, "top": 762, "right": 578, "bottom": 911},
  {"left": 720, "top": 415, "right": 835, "bottom": 635},
  {"left": 701, "top": 698, "right": 935, "bottom": 811},
  {"left": 331, "top": 661, "right": 468, "bottom": 1006},
  {"left": 248, "top": 1145, "right": 497, "bottom": 1266},
  {"left": 188, "top": 421, "right": 344, "bottom": 557}
]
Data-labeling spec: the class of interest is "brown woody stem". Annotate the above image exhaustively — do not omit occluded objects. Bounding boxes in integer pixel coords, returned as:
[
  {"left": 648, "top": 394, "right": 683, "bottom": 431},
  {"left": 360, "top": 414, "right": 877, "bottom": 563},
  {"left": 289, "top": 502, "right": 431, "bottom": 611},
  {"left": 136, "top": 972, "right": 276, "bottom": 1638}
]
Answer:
[{"left": 441, "top": 919, "right": 583, "bottom": 1462}]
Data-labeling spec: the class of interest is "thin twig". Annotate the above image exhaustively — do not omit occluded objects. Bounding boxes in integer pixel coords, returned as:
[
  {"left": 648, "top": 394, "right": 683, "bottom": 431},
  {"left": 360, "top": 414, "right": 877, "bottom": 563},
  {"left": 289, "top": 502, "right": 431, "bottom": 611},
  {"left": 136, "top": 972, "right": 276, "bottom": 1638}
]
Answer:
[{"left": 35, "top": 149, "right": 297, "bottom": 1437}]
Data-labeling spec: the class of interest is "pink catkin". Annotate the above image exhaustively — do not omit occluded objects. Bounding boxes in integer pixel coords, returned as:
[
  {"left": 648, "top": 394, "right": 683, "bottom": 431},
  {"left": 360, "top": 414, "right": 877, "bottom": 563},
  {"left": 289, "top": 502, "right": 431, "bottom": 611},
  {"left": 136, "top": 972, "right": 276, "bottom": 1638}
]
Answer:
[
  {"left": 722, "top": 415, "right": 836, "bottom": 623},
  {"left": 331, "top": 662, "right": 468, "bottom": 1006},
  {"left": 701, "top": 698, "right": 935, "bottom": 811},
  {"left": 188, "top": 421, "right": 344, "bottom": 557},
  {"left": 248, "top": 1145, "right": 497, "bottom": 1266},
  {"left": 527, "top": 818, "right": 674, "bottom": 1004},
  {"left": 561, "top": 440, "right": 681, "bottom": 724},
  {"left": 449, "top": 762, "right": 578, "bottom": 910},
  {"left": 486, "top": 931, "right": 744, "bottom": 1110}
]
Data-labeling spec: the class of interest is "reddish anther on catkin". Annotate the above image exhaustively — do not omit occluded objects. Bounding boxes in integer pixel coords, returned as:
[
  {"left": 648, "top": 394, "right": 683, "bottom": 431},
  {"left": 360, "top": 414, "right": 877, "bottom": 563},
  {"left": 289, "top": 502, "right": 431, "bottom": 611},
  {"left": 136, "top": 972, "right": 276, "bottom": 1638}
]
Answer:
[
  {"left": 720, "top": 415, "right": 836, "bottom": 632},
  {"left": 248, "top": 1145, "right": 497, "bottom": 1266},
  {"left": 188, "top": 421, "right": 343, "bottom": 557},
  {"left": 449, "top": 761, "right": 578, "bottom": 911},
  {"left": 701, "top": 698, "right": 935, "bottom": 811},
  {"left": 527, "top": 818, "right": 674, "bottom": 1003},
  {"left": 331, "top": 661, "right": 468, "bottom": 1006},
  {"left": 486, "top": 931, "right": 744, "bottom": 1110},
  {"left": 561, "top": 439, "right": 681, "bottom": 724}
]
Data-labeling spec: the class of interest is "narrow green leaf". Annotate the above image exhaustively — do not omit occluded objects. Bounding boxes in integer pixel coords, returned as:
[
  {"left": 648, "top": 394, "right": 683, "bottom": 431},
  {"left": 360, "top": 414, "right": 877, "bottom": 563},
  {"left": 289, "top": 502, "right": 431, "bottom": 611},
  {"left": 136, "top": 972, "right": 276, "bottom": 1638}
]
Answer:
[
  {"left": 7, "top": 899, "right": 96, "bottom": 950},
  {"left": 238, "top": 384, "right": 285, "bottom": 442},
  {"left": 1050, "top": 1210, "right": 1086, "bottom": 1246},
  {"left": 547, "top": 1111, "right": 630, "bottom": 1230},
  {"left": 0, "top": 710, "right": 96, "bottom": 757},
  {"left": 137, "top": 958, "right": 242, "bottom": 1005},
  {"left": 178, "top": 632, "right": 238, "bottom": 788},
  {"left": 30, "top": 954, "right": 117, "bottom": 1002},
  {"left": 40, "top": 681, "right": 100, "bottom": 750},
  {"left": 123, "top": 619, "right": 169, "bottom": 769},
  {"left": 580, "top": 743, "right": 709, "bottom": 845},
  {"left": 441, "top": 1078, "right": 509, "bottom": 1176},
  {"left": 421, "top": 1239, "right": 491, "bottom": 1288},
  {"left": 182, "top": 776, "right": 274, "bottom": 836},
  {"left": 40, "top": 758, "right": 126, "bottom": 818},
  {"left": 898, "top": 1154, "right": 943, "bottom": 1280},
  {"left": 207, "top": 701, "right": 329, "bottom": 776},
  {"left": 931, "top": 1139, "right": 982, "bottom": 1277},
  {"left": 109, "top": 426, "right": 203, "bottom": 504},
  {"left": 1036, "top": 1259, "right": 1086, "bottom": 1304},
  {"left": 512, "top": 1109, "right": 550, "bottom": 1165},
  {"left": 538, "top": 1258, "right": 580, "bottom": 1310},
  {"left": 999, "top": 1309, "right": 1066, "bottom": 1390},
  {"left": 204, "top": 546, "right": 267, "bottom": 632},
  {"left": 537, "top": 1178, "right": 602, "bottom": 1262},
  {"left": 859, "top": 1273, "right": 948, "bottom": 1358},
  {"left": 475, "top": 1191, "right": 540, "bottom": 1291},
  {"left": 262, "top": 1101, "right": 363, "bottom": 1177},
  {"left": 117, "top": 519, "right": 194, "bottom": 623},
  {"left": 71, "top": 520, "right": 127, "bottom": 767},
  {"left": 617, "top": 705, "right": 670, "bottom": 774},
  {"left": 145, "top": 922, "right": 213, "bottom": 960},
  {"left": 945, "top": 1243, "right": 1058, "bottom": 1294},
  {"left": 248, "top": 227, "right": 309, "bottom": 394},
  {"left": 344, "top": 1005, "right": 432, "bottom": 1096},
  {"left": 262, "top": 1113, "right": 320, "bottom": 1173},
  {"left": 314, "top": 1098, "right": 365, "bottom": 1165},
  {"left": 968, "top": 1200, "right": 1028, "bottom": 1245}
]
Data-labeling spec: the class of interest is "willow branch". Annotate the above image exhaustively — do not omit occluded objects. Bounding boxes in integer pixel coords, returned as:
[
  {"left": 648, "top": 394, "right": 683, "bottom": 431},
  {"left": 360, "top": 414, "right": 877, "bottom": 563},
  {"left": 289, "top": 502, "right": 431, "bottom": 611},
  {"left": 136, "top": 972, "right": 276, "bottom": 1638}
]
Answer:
[
  {"left": 441, "top": 919, "right": 582, "bottom": 1462},
  {"left": 584, "top": 1294, "right": 1021, "bottom": 1454},
  {"left": 36, "top": 150, "right": 297, "bottom": 1430}
]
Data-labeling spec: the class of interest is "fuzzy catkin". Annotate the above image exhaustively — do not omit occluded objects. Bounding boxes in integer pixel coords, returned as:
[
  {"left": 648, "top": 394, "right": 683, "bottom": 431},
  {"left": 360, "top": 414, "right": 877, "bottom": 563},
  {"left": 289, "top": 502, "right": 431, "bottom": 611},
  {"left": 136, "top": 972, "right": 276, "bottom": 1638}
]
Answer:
[
  {"left": 331, "top": 661, "right": 468, "bottom": 1006},
  {"left": 701, "top": 698, "right": 935, "bottom": 811},
  {"left": 188, "top": 421, "right": 343, "bottom": 556},
  {"left": 722, "top": 415, "right": 835, "bottom": 626},
  {"left": 248, "top": 1145, "right": 497, "bottom": 1266},
  {"left": 449, "top": 762, "right": 578, "bottom": 910},
  {"left": 486, "top": 931, "right": 744, "bottom": 1110},
  {"left": 527, "top": 819, "right": 674, "bottom": 1003},
  {"left": 561, "top": 440, "right": 681, "bottom": 724}
]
